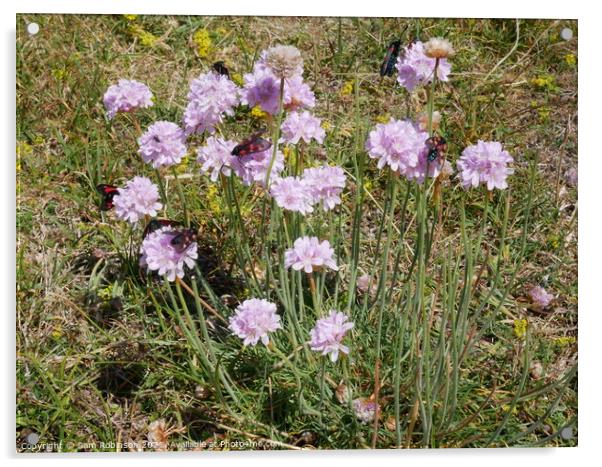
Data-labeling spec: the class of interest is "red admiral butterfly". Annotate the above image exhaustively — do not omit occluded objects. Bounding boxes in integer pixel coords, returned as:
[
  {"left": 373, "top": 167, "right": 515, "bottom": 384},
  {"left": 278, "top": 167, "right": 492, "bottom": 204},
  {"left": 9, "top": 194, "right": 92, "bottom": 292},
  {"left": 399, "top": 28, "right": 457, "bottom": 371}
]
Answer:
[
  {"left": 425, "top": 136, "right": 448, "bottom": 162},
  {"left": 231, "top": 131, "right": 272, "bottom": 157},
  {"left": 212, "top": 61, "right": 229, "bottom": 78},
  {"left": 380, "top": 40, "right": 402, "bottom": 77},
  {"left": 96, "top": 184, "right": 119, "bottom": 210}
]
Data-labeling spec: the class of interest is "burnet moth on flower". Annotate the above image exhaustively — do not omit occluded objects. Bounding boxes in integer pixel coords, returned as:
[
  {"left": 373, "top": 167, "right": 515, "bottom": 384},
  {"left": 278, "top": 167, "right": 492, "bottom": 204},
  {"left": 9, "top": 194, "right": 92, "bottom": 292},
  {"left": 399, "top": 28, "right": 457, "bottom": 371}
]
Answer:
[
  {"left": 142, "top": 219, "right": 198, "bottom": 253},
  {"left": 212, "top": 61, "right": 230, "bottom": 78},
  {"left": 231, "top": 130, "right": 272, "bottom": 157},
  {"left": 142, "top": 219, "right": 182, "bottom": 238},
  {"left": 168, "top": 227, "right": 199, "bottom": 253},
  {"left": 380, "top": 40, "right": 402, "bottom": 77},
  {"left": 425, "top": 135, "right": 448, "bottom": 162},
  {"left": 96, "top": 184, "right": 119, "bottom": 210}
]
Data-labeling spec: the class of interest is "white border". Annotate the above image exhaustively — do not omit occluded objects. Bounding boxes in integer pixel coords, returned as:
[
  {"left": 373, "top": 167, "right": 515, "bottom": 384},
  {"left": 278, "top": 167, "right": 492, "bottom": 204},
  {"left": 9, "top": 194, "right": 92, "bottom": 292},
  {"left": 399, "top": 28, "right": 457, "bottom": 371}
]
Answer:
[{"left": 3, "top": 1, "right": 598, "bottom": 466}]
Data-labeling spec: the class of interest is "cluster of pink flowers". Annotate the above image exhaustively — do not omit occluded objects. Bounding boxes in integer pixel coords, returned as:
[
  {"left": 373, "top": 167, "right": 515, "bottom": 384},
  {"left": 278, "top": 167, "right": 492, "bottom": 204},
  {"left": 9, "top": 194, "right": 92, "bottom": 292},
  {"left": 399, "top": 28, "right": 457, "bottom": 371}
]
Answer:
[
  {"left": 280, "top": 111, "right": 325, "bottom": 145},
  {"left": 241, "top": 48, "right": 315, "bottom": 115},
  {"left": 457, "top": 140, "right": 514, "bottom": 191},
  {"left": 529, "top": 286, "right": 554, "bottom": 310},
  {"left": 284, "top": 236, "right": 338, "bottom": 273},
  {"left": 228, "top": 298, "right": 282, "bottom": 346},
  {"left": 309, "top": 310, "right": 354, "bottom": 362},
  {"left": 138, "top": 121, "right": 188, "bottom": 169},
  {"left": 113, "top": 176, "right": 162, "bottom": 224},
  {"left": 302, "top": 165, "right": 346, "bottom": 211},
  {"left": 103, "top": 79, "right": 153, "bottom": 119},
  {"left": 183, "top": 71, "right": 240, "bottom": 136},
  {"left": 270, "top": 176, "right": 315, "bottom": 215},
  {"left": 139, "top": 227, "right": 198, "bottom": 282},
  {"left": 396, "top": 41, "right": 452, "bottom": 92},
  {"left": 196, "top": 136, "right": 239, "bottom": 181},
  {"left": 365, "top": 118, "right": 439, "bottom": 183}
]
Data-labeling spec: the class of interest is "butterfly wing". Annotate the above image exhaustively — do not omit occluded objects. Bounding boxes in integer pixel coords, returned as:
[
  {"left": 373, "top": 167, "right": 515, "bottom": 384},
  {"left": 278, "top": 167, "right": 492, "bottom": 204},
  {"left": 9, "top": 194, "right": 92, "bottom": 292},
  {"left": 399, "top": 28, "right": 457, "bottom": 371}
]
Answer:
[{"left": 96, "top": 184, "right": 119, "bottom": 210}]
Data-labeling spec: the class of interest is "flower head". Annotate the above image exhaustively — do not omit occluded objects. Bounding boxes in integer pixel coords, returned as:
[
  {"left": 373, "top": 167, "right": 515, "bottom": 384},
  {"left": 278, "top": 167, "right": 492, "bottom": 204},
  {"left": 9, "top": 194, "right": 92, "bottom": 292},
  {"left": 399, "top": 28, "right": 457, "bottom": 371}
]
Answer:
[
  {"left": 302, "top": 165, "right": 346, "bottom": 211},
  {"left": 423, "top": 37, "right": 455, "bottom": 59},
  {"left": 103, "top": 79, "right": 153, "bottom": 119},
  {"left": 265, "top": 45, "right": 304, "bottom": 79},
  {"left": 281, "top": 111, "right": 325, "bottom": 145},
  {"left": 365, "top": 119, "right": 439, "bottom": 182},
  {"left": 283, "top": 76, "right": 316, "bottom": 111},
  {"left": 236, "top": 147, "right": 285, "bottom": 187},
  {"left": 138, "top": 121, "right": 187, "bottom": 169},
  {"left": 352, "top": 398, "right": 378, "bottom": 424},
  {"left": 270, "top": 176, "right": 315, "bottom": 215},
  {"left": 197, "top": 136, "right": 240, "bottom": 182},
  {"left": 529, "top": 286, "right": 554, "bottom": 310},
  {"left": 113, "top": 176, "right": 163, "bottom": 224},
  {"left": 356, "top": 274, "right": 376, "bottom": 296},
  {"left": 309, "top": 310, "right": 354, "bottom": 362},
  {"left": 396, "top": 41, "right": 452, "bottom": 91},
  {"left": 183, "top": 72, "right": 240, "bottom": 136},
  {"left": 457, "top": 140, "right": 514, "bottom": 190},
  {"left": 228, "top": 298, "right": 281, "bottom": 346},
  {"left": 139, "top": 227, "right": 198, "bottom": 282},
  {"left": 284, "top": 236, "right": 338, "bottom": 273}
]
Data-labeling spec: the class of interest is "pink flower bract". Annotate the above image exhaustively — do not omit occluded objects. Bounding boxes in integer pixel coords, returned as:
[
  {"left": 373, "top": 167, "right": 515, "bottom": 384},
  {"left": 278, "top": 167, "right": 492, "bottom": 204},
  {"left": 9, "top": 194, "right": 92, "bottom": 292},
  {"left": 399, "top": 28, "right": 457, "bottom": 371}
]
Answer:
[
  {"left": 309, "top": 310, "right": 354, "bottom": 362},
  {"left": 228, "top": 298, "right": 282, "bottom": 346}
]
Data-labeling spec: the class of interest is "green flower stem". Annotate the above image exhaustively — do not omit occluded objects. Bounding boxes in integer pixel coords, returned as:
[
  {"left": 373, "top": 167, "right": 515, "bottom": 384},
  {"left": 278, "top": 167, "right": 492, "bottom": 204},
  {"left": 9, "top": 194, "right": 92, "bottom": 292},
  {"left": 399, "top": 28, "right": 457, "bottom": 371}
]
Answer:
[{"left": 170, "top": 167, "right": 189, "bottom": 227}]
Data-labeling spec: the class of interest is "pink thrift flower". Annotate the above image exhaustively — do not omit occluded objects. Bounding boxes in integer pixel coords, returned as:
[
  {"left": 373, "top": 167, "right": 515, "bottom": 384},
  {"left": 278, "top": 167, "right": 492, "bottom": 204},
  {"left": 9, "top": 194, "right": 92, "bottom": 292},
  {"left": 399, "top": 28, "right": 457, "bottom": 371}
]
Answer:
[
  {"left": 183, "top": 71, "right": 240, "bottom": 136},
  {"left": 236, "top": 147, "right": 285, "bottom": 187},
  {"left": 457, "top": 140, "right": 514, "bottom": 190},
  {"left": 113, "top": 176, "right": 162, "bottom": 224},
  {"left": 228, "top": 298, "right": 281, "bottom": 346},
  {"left": 283, "top": 75, "right": 316, "bottom": 111},
  {"left": 309, "top": 310, "right": 354, "bottom": 362},
  {"left": 139, "top": 227, "right": 198, "bottom": 282},
  {"left": 270, "top": 176, "right": 315, "bottom": 215},
  {"left": 284, "top": 236, "right": 338, "bottom": 273},
  {"left": 365, "top": 119, "right": 439, "bottom": 182},
  {"left": 103, "top": 79, "right": 153, "bottom": 119},
  {"left": 352, "top": 398, "right": 378, "bottom": 424},
  {"left": 280, "top": 111, "right": 325, "bottom": 145},
  {"left": 197, "top": 136, "right": 240, "bottom": 182},
  {"left": 395, "top": 41, "right": 452, "bottom": 92},
  {"left": 302, "top": 165, "right": 346, "bottom": 211},
  {"left": 138, "top": 121, "right": 188, "bottom": 169},
  {"left": 529, "top": 286, "right": 554, "bottom": 309}
]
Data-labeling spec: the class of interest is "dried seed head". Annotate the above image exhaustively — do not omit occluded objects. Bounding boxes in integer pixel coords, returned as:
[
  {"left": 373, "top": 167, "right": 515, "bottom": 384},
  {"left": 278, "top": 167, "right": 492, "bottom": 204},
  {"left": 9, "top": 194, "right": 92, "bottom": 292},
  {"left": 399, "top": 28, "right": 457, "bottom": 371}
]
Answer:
[
  {"left": 418, "top": 111, "right": 442, "bottom": 131},
  {"left": 424, "top": 37, "right": 455, "bottom": 59},
  {"left": 265, "top": 45, "right": 303, "bottom": 79},
  {"left": 335, "top": 382, "right": 352, "bottom": 404},
  {"left": 147, "top": 419, "right": 170, "bottom": 451}
]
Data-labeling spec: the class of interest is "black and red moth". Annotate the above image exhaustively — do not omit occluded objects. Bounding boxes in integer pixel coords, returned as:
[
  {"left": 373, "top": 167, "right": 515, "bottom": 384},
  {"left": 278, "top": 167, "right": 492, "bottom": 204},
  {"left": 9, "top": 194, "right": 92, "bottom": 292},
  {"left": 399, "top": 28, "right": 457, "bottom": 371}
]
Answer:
[
  {"left": 425, "top": 136, "right": 448, "bottom": 162},
  {"left": 168, "top": 228, "right": 198, "bottom": 253},
  {"left": 212, "top": 61, "right": 229, "bottom": 77},
  {"left": 380, "top": 40, "right": 402, "bottom": 77},
  {"left": 96, "top": 184, "right": 119, "bottom": 210},
  {"left": 142, "top": 218, "right": 182, "bottom": 238},
  {"left": 231, "top": 132, "right": 272, "bottom": 157},
  {"left": 143, "top": 219, "right": 197, "bottom": 253}
]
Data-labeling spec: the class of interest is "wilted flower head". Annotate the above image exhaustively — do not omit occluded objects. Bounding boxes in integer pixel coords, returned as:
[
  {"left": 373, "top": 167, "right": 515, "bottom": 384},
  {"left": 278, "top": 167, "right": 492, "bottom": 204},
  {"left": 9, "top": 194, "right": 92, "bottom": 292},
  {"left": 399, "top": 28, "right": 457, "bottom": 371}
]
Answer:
[
  {"left": 457, "top": 140, "right": 514, "bottom": 190},
  {"left": 564, "top": 167, "right": 577, "bottom": 187},
  {"left": 302, "top": 165, "right": 346, "bottom": 211},
  {"left": 183, "top": 71, "right": 240, "bottom": 135},
  {"left": 424, "top": 37, "right": 455, "bottom": 59},
  {"left": 113, "top": 176, "right": 162, "bottom": 224},
  {"left": 310, "top": 310, "right": 354, "bottom": 362},
  {"left": 103, "top": 79, "right": 153, "bottom": 119},
  {"left": 228, "top": 298, "right": 281, "bottom": 346},
  {"left": 237, "top": 147, "right": 285, "bottom": 186},
  {"left": 270, "top": 176, "right": 315, "bottom": 215},
  {"left": 352, "top": 398, "right": 378, "bottom": 424},
  {"left": 281, "top": 111, "right": 325, "bottom": 145},
  {"left": 417, "top": 110, "right": 442, "bottom": 131},
  {"left": 197, "top": 136, "right": 240, "bottom": 182},
  {"left": 439, "top": 159, "right": 455, "bottom": 181},
  {"left": 265, "top": 45, "right": 304, "bottom": 79},
  {"left": 140, "top": 227, "right": 198, "bottom": 282},
  {"left": 138, "top": 121, "right": 187, "bottom": 169},
  {"left": 284, "top": 236, "right": 338, "bottom": 273},
  {"left": 396, "top": 41, "right": 452, "bottom": 91},
  {"left": 356, "top": 274, "right": 376, "bottom": 296},
  {"left": 366, "top": 118, "right": 439, "bottom": 182},
  {"left": 529, "top": 286, "right": 554, "bottom": 310}
]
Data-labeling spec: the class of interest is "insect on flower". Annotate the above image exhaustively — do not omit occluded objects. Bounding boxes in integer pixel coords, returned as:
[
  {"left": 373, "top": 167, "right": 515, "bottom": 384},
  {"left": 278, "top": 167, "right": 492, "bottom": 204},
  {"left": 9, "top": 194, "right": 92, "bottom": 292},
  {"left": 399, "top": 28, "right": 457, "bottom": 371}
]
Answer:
[
  {"left": 167, "top": 227, "right": 199, "bottom": 253},
  {"left": 142, "top": 219, "right": 182, "bottom": 238},
  {"left": 425, "top": 135, "right": 447, "bottom": 162},
  {"left": 96, "top": 184, "right": 119, "bottom": 210},
  {"left": 380, "top": 39, "right": 402, "bottom": 77},
  {"left": 212, "top": 61, "right": 230, "bottom": 77},
  {"left": 231, "top": 130, "right": 272, "bottom": 157}
]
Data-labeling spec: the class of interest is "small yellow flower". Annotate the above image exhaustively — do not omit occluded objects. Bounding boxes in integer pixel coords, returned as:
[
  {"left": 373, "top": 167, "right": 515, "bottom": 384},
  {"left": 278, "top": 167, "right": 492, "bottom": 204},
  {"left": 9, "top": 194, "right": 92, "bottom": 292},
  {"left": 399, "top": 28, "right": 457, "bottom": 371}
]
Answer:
[
  {"left": 376, "top": 114, "right": 390, "bottom": 124},
  {"left": 250, "top": 105, "right": 269, "bottom": 119},
  {"left": 193, "top": 29, "right": 213, "bottom": 58},
  {"left": 564, "top": 53, "right": 576, "bottom": 66},
  {"left": 206, "top": 184, "right": 222, "bottom": 214},
  {"left": 531, "top": 74, "right": 557, "bottom": 91},
  {"left": 282, "top": 146, "right": 291, "bottom": 159},
  {"left": 538, "top": 106, "right": 551, "bottom": 122},
  {"left": 98, "top": 285, "right": 114, "bottom": 301},
  {"left": 554, "top": 336, "right": 576, "bottom": 348},
  {"left": 51, "top": 326, "right": 63, "bottom": 340},
  {"left": 51, "top": 67, "right": 68, "bottom": 81},
  {"left": 513, "top": 319, "right": 528, "bottom": 339},
  {"left": 123, "top": 14, "right": 138, "bottom": 21},
  {"left": 129, "top": 24, "right": 158, "bottom": 48},
  {"left": 363, "top": 180, "right": 373, "bottom": 192},
  {"left": 340, "top": 80, "right": 354, "bottom": 96},
  {"left": 230, "top": 72, "right": 244, "bottom": 87},
  {"left": 321, "top": 120, "right": 332, "bottom": 132}
]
